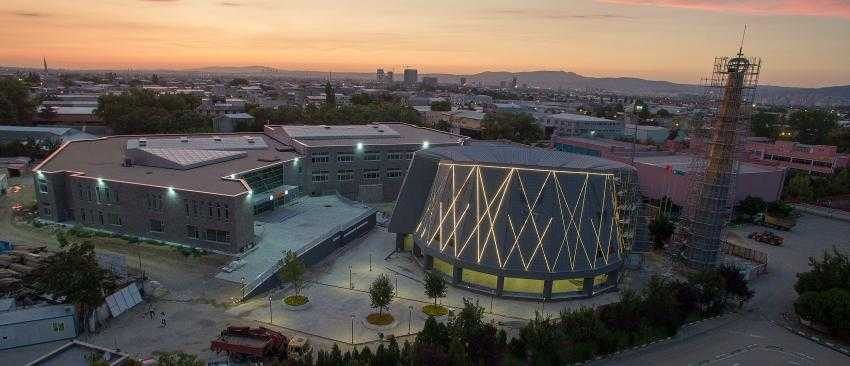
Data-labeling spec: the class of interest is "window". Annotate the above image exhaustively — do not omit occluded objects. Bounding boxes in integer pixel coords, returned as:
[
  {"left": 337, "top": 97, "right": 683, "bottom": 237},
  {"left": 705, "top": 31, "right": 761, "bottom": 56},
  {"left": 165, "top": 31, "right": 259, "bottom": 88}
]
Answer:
[
  {"left": 311, "top": 154, "right": 330, "bottom": 164},
  {"left": 208, "top": 202, "right": 214, "bottom": 217},
  {"left": 77, "top": 183, "right": 88, "bottom": 200},
  {"left": 184, "top": 199, "right": 190, "bottom": 216},
  {"left": 192, "top": 200, "right": 200, "bottom": 216},
  {"left": 146, "top": 193, "right": 163, "bottom": 211},
  {"left": 312, "top": 170, "right": 329, "bottom": 183},
  {"left": 205, "top": 229, "right": 230, "bottom": 243},
  {"left": 387, "top": 151, "right": 405, "bottom": 160},
  {"left": 98, "top": 211, "right": 105, "bottom": 225},
  {"left": 337, "top": 169, "right": 354, "bottom": 181},
  {"left": 96, "top": 186, "right": 117, "bottom": 204},
  {"left": 149, "top": 219, "right": 164, "bottom": 233},
  {"left": 37, "top": 177, "right": 48, "bottom": 194},
  {"left": 79, "top": 208, "right": 87, "bottom": 223},
  {"left": 186, "top": 225, "right": 200, "bottom": 239},
  {"left": 362, "top": 169, "right": 380, "bottom": 180},
  {"left": 386, "top": 169, "right": 404, "bottom": 179},
  {"left": 337, "top": 153, "right": 354, "bottom": 163},
  {"left": 109, "top": 213, "right": 123, "bottom": 226},
  {"left": 224, "top": 204, "right": 229, "bottom": 220},
  {"left": 215, "top": 202, "right": 222, "bottom": 219},
  {"left": 364, "top": 151, "right": 381, "bottom": 161}
]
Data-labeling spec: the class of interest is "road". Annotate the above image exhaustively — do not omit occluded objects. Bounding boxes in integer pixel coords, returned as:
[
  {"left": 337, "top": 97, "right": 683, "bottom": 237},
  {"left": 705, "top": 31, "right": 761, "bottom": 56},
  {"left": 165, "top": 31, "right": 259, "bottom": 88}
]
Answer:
[{"left": 600, "top": 213, "right": 850, "bottom": 365}]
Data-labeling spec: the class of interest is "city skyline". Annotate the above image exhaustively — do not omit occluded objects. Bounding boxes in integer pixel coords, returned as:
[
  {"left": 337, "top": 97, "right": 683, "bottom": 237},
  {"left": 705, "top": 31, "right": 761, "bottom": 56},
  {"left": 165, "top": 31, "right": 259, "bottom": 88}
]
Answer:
[{"left": 2, "top": 0, "right": 850, "bottom": 87}]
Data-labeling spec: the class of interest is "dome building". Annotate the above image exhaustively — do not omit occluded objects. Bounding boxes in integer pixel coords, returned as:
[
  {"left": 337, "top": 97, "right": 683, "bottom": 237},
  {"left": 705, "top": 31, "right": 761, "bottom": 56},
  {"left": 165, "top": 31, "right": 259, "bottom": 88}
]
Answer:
[{"left": 389, "top": 144, "right": 639, "bottom": 299}]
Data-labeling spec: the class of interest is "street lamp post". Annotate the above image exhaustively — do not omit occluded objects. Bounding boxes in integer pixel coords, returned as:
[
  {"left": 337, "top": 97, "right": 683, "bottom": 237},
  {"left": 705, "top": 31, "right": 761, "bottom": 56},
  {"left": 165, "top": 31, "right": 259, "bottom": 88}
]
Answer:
[
  {"left": 349, "top": 265, "right": 353, "bottom": 289},
  {"left": 369, "top": 254, "right": 372, "bottom": 271},
  {"left": 268, "top": 295, "right": 273, "bottom": 323},
  {"left": 240, "top": 277, "right": 246, "bottom": 302},
  {"left": 395, "top": 274, "right": 398, "bottom": 298},
  {"left": 350, "top": 314, "right": 355, "bottom": 344},
  {"left": 408, "top": 305, "right": 413, "bottom": 335}
]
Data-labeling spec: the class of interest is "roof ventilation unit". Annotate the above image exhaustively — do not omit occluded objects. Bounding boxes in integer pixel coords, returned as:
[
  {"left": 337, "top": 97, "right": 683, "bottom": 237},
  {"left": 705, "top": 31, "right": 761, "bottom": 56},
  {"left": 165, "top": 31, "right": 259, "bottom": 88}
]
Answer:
[
  {"left": 180, "top": 136, "right": 189, "bottom": 143},
  {"left": 245, "top": 136, "right": 255, "bottom": 143},
  {"left": 138, "top": 138, "right": 147, "bottom": 147},
  {"left": 213, "top": 136, "right": 222, "bottom": 142}
]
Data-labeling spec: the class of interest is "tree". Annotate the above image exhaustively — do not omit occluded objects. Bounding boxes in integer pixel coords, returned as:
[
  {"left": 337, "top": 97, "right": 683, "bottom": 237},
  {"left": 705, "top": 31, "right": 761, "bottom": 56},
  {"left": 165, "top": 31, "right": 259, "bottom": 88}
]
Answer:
[
  {"left": 788, "top": 109, "right": 838, "bottom": 145},
  {"left": 324, "top": 81, "right": 336, "bottom": 107},
  {"left": 828, "top": 128, "right": 850, "bottom": 153},
  {"left": 750, "top": 112, "right": 779, "bottom": 138},
  {"left": 648, "top": 213, "right": 675, "bottom": 250},
  {"left": 655, "top": 108, "right": 670, "bottom": 118},
  {"left": 227, "top": 78, "right": 249, "bottom": 87},
  {"left": 350, "top": 93, "right": 372, "bottom": 105},
  {"left": 153, "top": 351, "right": 203, "bottom": 366},
  {"left": 27, "top": 241, "right": 116, "bottom": 331},
  {"left": 717, "top": 265, "right": 754, "bottom": 308},
  {"left": 736, "top": 196, "right": 766, "bottom": 217},
  {"left": 481, "top": 112, "right": 542, "bottom": 145},
  {"left": 0, "top": 77, "right": 37, "bottom": 123},
  {"left": 784, "top": 173, "right": 813, "bottom": 202},
  {"left": 423, "top": 270, "right": 446, "bottom": 305},
  {"left": 278, "top": 250, "right": 306, "bottom": 295},
  {"left": 95, "top": 89, "right": 211, "bottom": 134},
  {"left": 430, "top": 100, "right": 451, "bottom": 111},
  {"left": 795, "top": 247, "right": 850, "bottom": 295},
  {"left": 435, "top": 119, "right": 451, "bottom": 132},
  {"left": 369, "top": 273, "right": 394, "bottom": 315}
]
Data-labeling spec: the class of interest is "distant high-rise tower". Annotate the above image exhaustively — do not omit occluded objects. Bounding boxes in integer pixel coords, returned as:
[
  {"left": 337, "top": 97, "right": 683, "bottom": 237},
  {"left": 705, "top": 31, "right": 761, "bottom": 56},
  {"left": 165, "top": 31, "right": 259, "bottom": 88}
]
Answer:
[
  {"left": 511, "top": 76, "right": 518, "bottom": 89},
  {"left": 459, "top": 77, "right": 467, "bottom": 86},
  {"left": 386, "top": 71, "right": 394, "bottom": 82},
  {"left": 376, "top": 68, "right": 385, "bottom": 82},
  {"left": 403, "top": 68, "right": 418, "bottom": 85},
  {"left": 674, "top": 47, "right": 761, "bottom": 268},
  {"left": 42, "top": 57, "right": 48, "bottom": 73}
]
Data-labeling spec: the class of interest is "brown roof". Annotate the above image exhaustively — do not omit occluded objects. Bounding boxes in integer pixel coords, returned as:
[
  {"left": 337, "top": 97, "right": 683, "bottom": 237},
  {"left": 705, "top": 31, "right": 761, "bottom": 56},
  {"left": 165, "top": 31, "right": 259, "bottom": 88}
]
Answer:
[{"left": 36, "top": 133, "right": 298, "bottom": 196}]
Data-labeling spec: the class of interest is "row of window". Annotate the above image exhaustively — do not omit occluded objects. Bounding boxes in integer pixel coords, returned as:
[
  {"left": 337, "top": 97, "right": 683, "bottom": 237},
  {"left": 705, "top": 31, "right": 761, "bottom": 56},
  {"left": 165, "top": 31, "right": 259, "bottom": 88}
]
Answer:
[
  {"left": 186, "top": 225, "right": 230, "bottom": 243},
  {"left": 762, "top": 153, "right": 833, "bottom": 168},
  {"left": 310, "top": 151, "right": 415, "bottom": 164},
  {"left": 183, "top": 199, "right": 230, "bottom": 221},
  {"left": 311, "top": 169, "right": 404, "bottom": 183},
  {"left": 79, "top": 208, "right": 123, "bottom": 227}
]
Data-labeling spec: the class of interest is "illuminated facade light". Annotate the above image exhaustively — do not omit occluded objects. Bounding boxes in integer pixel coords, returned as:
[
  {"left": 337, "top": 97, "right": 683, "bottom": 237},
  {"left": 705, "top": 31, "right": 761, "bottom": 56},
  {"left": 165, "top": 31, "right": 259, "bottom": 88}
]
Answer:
[
  {"left": 269, "top": 195, "right": 274, "bottom": 201},
  {"left": 422, "top": 141, "right": 430, "bottom": 149},
  {"left": 356, "top": 142, "right": 364, "bottom": 150}
]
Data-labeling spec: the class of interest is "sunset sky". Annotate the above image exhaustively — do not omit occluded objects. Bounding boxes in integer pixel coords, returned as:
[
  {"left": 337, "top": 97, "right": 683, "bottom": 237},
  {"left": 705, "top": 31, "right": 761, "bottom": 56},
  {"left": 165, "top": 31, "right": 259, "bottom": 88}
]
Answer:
[{"left": 2, "top": 0, "right": 849, "bottom": 87}]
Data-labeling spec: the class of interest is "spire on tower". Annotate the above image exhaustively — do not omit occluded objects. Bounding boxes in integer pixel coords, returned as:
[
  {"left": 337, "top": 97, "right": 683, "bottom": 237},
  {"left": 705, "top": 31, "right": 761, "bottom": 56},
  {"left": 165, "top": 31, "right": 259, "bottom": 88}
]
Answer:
[{"left": 738, "top": 25, "right": 747, "bottom": 57}]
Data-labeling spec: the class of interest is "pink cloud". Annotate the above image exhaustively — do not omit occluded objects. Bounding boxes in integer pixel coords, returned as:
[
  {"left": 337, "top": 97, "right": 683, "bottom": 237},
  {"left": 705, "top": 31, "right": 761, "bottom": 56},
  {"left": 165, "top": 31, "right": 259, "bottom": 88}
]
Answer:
[{"left": 599, "top": 0, "right": 850, "bottom": 20}]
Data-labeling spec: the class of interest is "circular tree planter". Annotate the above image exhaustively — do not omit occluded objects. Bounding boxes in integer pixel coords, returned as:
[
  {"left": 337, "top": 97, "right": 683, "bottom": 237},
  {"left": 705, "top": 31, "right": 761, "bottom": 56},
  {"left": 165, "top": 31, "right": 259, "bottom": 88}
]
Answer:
[
  {"left": 282, "top": 295, "right": 311, "bottom": 311},
  {"left": 422, "top": 304, "right": 449, "bottom": 317},
  {"left": 364, "top": 313, "right": 397, "bottom": 331}
]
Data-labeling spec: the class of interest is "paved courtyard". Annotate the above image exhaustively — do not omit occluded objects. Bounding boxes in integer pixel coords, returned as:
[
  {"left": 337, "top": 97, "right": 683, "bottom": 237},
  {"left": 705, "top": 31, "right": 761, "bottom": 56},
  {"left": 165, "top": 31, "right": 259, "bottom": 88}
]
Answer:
[{"left": 235, "top": 227, "right": 623, "bottom": 344}]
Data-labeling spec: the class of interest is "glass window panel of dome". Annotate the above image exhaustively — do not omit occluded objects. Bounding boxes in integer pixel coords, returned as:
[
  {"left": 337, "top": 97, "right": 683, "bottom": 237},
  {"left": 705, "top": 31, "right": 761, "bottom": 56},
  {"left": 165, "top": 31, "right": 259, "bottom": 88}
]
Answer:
[
  {"left": 552, "top": 278, "right": 584, "bottom": 293},
  {"left": 461, "top": 269, "right": 498, "bottom": 290},
  {"left": 503, "top": 277, "right": 545, "bottom": 294},
  {"left": 433, "top": 258, "right": 454, "bottom": 277},
  {"left": 593, "top": 274, "right": 609, "bottom": 287}
]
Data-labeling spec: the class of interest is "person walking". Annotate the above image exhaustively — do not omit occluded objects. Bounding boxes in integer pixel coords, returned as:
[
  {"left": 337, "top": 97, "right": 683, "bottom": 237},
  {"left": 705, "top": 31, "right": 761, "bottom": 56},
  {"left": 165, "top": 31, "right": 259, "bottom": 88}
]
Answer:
[
  {"left": 160, "top": 311, "right": 167, "bottom": 327},
  {"left": 148, "top": 305, "right": 155, "bottom": 320}
]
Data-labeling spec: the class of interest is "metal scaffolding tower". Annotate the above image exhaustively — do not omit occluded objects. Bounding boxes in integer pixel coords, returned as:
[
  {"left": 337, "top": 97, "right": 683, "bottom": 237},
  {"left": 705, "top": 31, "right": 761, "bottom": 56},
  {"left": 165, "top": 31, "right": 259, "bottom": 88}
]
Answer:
[{"left": 674, "top": 49, "right": 761, "bottom": 269}]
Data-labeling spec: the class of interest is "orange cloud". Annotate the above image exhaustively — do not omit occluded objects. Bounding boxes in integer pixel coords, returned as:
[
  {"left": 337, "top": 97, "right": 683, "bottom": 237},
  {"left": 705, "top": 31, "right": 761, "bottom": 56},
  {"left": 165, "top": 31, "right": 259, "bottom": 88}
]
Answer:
[{"left": 600, "top": 0, "right": 850, "bottom": 20}]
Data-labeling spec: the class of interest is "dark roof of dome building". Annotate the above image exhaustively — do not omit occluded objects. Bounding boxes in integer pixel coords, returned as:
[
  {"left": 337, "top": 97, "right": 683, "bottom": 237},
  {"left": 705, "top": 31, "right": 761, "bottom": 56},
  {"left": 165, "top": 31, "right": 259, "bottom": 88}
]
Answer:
[{"left": 418, "top": 143, "right": 635, "bottom": 172}]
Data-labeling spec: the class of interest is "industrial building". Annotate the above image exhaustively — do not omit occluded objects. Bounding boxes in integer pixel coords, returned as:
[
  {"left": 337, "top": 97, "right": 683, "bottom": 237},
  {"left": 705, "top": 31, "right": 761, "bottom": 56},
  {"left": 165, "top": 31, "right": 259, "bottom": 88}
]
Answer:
[
  {"left": 538, "top": 113, "right": 624, "bottom": 139},
  {"left": 33, "top": 123, "right": 465, "bottom": 253},
  {"left": 389, "top": 144, "right": 639, "bottom": 299},
  {"left": 747, "top": 139, "right": 849, "bottom": 175},
  {"left": 553, "top": 136, "right": 786, "bottom": 206}
]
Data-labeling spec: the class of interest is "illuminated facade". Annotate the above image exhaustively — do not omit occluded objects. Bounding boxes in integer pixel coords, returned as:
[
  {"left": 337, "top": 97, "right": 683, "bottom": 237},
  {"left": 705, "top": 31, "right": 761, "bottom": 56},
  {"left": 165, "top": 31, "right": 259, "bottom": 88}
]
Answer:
[{"left": 389, "top": 144, "right": 638, "bottom": 299}]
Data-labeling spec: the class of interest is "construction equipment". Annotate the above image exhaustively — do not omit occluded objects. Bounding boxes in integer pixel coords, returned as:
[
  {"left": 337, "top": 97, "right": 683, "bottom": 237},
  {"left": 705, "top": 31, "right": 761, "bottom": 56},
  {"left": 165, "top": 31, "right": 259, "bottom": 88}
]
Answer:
[
  {"left": 209, "top": 326, "right": 289, "bottom": 361},
  {"left": 747, "top": 231, "right": 784, "bottom": 246}
]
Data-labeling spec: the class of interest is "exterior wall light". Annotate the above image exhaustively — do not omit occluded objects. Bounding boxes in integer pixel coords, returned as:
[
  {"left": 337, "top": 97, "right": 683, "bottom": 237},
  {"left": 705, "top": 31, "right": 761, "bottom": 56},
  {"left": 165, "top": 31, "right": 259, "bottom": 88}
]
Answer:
[
  {"left": 422, "top": 141, "right": 430, "bottom": 149},
  {"left": 356, "top": 142, "right": 364, "bottom": 151}
]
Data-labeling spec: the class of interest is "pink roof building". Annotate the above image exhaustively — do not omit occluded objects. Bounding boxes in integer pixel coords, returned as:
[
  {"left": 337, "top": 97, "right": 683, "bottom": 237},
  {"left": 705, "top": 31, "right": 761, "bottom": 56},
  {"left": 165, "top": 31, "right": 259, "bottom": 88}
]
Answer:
[{"left": 747, "top": 140, "right": 849, "bottom": 175}]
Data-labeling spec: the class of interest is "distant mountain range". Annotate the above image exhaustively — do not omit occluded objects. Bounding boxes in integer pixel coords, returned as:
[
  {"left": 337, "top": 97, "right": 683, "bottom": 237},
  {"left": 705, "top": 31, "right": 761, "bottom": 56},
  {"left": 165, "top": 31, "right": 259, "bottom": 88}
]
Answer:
[{"left": 185, "top": 67, "right": 848, "bottom": 105}]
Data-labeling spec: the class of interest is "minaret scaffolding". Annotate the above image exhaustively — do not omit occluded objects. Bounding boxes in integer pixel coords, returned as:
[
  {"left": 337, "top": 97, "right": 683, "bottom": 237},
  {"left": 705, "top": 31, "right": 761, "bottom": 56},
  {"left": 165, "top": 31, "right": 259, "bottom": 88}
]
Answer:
[{"left": 674, "top": 50, "right": 761, "bottom": 269}]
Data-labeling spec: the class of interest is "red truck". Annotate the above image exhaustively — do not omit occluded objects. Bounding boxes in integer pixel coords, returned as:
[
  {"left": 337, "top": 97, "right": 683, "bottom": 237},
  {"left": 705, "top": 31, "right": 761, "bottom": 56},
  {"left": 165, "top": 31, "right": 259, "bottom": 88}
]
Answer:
[{"left": 210, "top": 326, "right": 289, "bottom": 361}]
